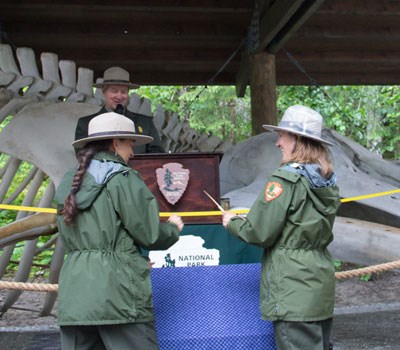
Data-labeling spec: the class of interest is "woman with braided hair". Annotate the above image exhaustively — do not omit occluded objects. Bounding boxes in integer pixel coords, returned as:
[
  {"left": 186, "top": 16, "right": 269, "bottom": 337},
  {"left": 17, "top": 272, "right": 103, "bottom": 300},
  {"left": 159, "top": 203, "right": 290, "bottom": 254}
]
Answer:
[{"left": 55, "top": 112, "right": 183, "bottom": 350}]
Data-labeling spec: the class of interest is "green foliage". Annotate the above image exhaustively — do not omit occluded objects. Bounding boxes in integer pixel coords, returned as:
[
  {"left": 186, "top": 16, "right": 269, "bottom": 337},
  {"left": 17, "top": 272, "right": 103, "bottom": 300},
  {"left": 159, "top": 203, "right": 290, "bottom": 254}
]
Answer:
[
  {"left": 333, "top": 259, "right": 342, "bottom": 271},
  {"left": 0, "top": 154, "right": 50, "bottom": 225},
  {"left": 137, "top": 85, "right": 185, "bottom": 113},
  {"left": 9, "top": 244, "right": 24, "bottom": 265},
  {"left": 360, "top": 273, "right": 372, "bottom": 282},
  {"left": 137, "top": 85, "right": 253, "bottom": 144},
  {"left": 1, "top": 114, "right": 53, "bottom": 277},
  {"left": 0, "top": 209, "right": 16, "bottom": 226},
  {"left": 277, "top": 85, "right": 400, "bottom": 159},
  {"left": 335, "top": 260, "right": 375, "bottom": 282},
  {"left": 0, "top": 121, "right": 50, "bottom": 228},
  {"left": 7, "top": 236, "right": 55, "bottom": 278},
  {"left": 134, "top": 84, "right": 399, "bottom": 158},
  {"left": 179, "top": 86, "right": 252, "bottom": 144},
  {"left": 0, "top": 115, "right": 12, "bottom": 132}
]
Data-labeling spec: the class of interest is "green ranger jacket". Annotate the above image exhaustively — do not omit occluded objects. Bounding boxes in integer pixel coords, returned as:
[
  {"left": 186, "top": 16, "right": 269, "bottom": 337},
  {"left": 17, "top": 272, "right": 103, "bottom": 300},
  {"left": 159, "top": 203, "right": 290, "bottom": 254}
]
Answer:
[
  {"left": 228, "top": 166, "right": 341, "bottom": 322},
  {"left": 55, "top": 152, "right": 179, "bottom": 326}
]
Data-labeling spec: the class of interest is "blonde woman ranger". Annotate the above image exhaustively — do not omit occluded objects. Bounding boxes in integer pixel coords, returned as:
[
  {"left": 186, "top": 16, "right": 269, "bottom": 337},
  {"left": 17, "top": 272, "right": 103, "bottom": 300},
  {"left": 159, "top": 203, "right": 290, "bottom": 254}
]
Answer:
[{"left": 222, "top": 105, "right": 340, "bottom": 350}]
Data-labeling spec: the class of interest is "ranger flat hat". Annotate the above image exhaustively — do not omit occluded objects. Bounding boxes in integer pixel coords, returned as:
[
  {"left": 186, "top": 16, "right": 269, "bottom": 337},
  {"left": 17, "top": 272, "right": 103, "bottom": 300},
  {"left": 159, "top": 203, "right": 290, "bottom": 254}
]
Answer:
[
  {"left": 93, "top": 67, "right": 139, "bottom": 89},
  {"left": 72, "top": 112, "right": 153, "bottom": 148},
  {"left": 263, "top": 105, "right": 333, "bottom": 146}
]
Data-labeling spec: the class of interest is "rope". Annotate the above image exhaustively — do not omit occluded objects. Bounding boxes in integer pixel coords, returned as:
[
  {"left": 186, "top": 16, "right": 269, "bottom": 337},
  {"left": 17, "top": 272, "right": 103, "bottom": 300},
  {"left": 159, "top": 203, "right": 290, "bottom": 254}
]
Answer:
[
  {"left": 1, "top": 259, "right": 400, "bottom": 292},
  {"left": 335, "top": 259, "right": 400, "bottom": 280},
  {"left": 0, "top": 281, "right": 57, "bottom": 292}
]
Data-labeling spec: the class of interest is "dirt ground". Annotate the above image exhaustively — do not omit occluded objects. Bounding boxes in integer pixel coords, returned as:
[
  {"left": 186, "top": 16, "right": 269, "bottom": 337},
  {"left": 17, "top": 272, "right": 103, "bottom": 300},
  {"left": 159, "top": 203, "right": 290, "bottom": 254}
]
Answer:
[
  {"left": 1, "top": 267, "right": 400, "bottom": 328},
  {"left": 335, "top": 268, "right": 400, "bottom": 307}
]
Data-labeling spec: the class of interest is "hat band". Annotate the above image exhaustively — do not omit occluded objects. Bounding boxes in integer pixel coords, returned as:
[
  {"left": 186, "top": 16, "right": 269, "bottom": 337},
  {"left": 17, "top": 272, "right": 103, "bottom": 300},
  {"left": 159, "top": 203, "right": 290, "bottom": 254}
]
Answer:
[
  {"left": 89, "top": 131, "right": 136, "bottom": 137},
  {"left": 278, "top": 121, "right": 320, "bottom": 137},
  {"left": 102, "top": 79, "right": 131, "bottom": 84}
]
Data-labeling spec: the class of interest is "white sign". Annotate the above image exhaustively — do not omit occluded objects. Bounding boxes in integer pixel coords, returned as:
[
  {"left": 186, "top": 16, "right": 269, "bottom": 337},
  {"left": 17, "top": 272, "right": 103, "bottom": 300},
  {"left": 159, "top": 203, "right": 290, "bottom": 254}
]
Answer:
[{"left": 149, "top": 235, "right": 220, "bottom": 268}]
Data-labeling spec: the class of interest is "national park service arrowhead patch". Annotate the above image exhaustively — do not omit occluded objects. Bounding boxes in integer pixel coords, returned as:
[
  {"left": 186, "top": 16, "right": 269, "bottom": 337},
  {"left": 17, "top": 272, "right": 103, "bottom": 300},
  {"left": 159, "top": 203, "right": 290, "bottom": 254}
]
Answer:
[
  {"left": 265, "top": 181, "right": 284, "bottom": 202},
  {"left": 156, "top": 162, "right": 190, "bottom": 205}
]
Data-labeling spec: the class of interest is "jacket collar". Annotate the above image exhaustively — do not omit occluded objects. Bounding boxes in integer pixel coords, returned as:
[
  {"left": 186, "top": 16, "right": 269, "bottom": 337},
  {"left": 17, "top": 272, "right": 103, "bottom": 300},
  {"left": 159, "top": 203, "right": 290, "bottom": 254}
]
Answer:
[{"left": 93, "top": 151, "right": 127, "bottom": 166}]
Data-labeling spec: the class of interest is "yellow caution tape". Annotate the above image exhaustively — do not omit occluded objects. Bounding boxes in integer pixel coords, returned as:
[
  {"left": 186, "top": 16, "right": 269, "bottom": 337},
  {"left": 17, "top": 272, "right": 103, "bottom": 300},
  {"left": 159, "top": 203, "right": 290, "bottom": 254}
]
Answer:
[
  {"left": 0, "top": 204, "right": 247, "bottom": 217},
  {"left": 0, "top": 189, "right": 398, "bottom": 216},
  {"left": 159, "top": 209, "right": 249, "bottom": 217},
  {"left": 340, "top": 189, "right": 400, "bottom": 203},
  {"left": 0, "top": 204, "right": 57, "bottom": 214}
]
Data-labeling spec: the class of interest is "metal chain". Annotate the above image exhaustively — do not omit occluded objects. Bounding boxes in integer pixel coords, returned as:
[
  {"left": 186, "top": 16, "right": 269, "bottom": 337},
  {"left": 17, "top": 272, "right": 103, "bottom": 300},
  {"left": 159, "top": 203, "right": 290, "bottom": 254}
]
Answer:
[
  {"left": 282, "top": 47, "right": 348, "bottom": 116},
  {"left": 246, "top": 0, "right": 260, "bottom": 54}
]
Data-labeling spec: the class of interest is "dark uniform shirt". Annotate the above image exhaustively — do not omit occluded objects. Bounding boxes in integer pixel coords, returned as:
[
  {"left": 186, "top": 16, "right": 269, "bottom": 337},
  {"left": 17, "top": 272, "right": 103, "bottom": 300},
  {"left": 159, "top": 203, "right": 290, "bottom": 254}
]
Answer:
[{"left": 75, "top": 106, "right": 165, "bottom": 154}]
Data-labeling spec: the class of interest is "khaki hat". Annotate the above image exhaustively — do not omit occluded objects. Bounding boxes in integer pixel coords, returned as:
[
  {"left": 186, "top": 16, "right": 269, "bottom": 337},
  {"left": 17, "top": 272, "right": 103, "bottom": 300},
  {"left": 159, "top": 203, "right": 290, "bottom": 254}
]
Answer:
[
  {"left": 263, "top": 105, "right": 333, "bottom": 146},
  {"left": 93, "top": 67, "right": 139, "bottom": 89},
  {"left": 72, "top": 112, "right": 153, "bottom": 148}
]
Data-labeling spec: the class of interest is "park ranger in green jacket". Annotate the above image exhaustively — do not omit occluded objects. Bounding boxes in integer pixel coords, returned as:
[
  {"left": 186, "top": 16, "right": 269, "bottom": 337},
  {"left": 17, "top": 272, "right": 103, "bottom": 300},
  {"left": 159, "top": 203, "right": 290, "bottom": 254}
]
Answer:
[
  {"left": 56, "top": 112, "right": 183, "bottom": 350},
  {"left": 223, "top": 105, "right": 340, "bottom": 350}
]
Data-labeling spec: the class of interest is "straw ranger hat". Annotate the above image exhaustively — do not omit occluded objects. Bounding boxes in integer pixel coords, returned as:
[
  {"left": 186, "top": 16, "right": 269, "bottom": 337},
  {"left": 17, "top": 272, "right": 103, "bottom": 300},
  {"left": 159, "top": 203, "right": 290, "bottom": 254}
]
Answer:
[
  {"left": 93, "top": 67, "right": 139, "bottom": 89},
  {"left": 263, "top": 105, "right": 333, "bottom": 146},
  {"left": 72, "top": 112, "right": 153, "bottom": 148}
]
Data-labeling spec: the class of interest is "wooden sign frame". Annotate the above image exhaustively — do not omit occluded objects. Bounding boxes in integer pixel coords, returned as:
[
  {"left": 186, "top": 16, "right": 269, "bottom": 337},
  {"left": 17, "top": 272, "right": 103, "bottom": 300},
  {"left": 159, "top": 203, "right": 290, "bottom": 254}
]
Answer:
[{"left": 128, "top": 152, "right": 222, "bottom": 224}]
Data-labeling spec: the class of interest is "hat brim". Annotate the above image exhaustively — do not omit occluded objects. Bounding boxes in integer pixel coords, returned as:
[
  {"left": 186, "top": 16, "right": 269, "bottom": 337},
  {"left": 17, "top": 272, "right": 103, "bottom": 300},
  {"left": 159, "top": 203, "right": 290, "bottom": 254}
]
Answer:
[
  {"left": 72, "top": 134, "right": 153, "bottom": 149},
  {"left": 93, "top": 82, "right": 140, "bottom": 89},
  {"left": 262, "top": 125, "right": 334, "bottom": 146}
]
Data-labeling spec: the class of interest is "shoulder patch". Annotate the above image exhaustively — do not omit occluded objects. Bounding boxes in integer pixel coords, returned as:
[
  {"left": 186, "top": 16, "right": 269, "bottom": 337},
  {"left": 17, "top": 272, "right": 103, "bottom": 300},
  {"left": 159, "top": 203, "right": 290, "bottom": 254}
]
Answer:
[{"left": 265, "top": 181, "right": 284, "bottom": 202}]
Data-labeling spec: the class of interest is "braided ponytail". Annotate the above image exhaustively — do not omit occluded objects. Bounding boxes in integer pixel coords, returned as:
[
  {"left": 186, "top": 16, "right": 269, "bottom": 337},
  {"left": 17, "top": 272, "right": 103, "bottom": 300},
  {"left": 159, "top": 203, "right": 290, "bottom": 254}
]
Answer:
[{"left": 60, "top": 140, "right": 112, "bottom": 225}]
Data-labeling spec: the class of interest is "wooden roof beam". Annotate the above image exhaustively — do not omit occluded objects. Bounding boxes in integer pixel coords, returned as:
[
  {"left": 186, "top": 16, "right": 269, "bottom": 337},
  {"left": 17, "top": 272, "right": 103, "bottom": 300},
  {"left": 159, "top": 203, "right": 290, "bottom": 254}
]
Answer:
[
  {"left": 257, "top": 0, "right": 305, "bottom": 53},
  {"left": 267, "top": 0, "right": 325, "bottom": 54},
  {"left": 236, "top": 0, "right": 323, "bottom": 97},
  {"left": 236, "top": 0, "right": 303, "bottom": 96}
]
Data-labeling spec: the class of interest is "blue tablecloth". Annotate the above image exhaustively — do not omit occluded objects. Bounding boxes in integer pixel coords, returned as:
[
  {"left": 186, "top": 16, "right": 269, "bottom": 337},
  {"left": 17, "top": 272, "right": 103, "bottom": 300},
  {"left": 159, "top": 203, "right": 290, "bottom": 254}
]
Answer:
[{"left": 152, "top": 263, "right": 276, "bottom": 350}]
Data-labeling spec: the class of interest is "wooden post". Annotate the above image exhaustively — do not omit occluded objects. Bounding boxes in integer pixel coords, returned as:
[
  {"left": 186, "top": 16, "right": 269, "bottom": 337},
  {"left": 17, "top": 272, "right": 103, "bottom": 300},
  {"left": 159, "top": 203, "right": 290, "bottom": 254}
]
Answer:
[{"left": 249, "top": 52, "right": 277, "bottom": 135}]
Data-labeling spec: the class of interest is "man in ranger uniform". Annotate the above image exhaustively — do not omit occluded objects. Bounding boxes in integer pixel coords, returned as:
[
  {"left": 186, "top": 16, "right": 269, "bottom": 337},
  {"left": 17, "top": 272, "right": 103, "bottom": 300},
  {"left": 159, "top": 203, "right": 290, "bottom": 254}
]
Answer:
[{"left": 75, "top": 66, "right": 164, "bottom": 154}]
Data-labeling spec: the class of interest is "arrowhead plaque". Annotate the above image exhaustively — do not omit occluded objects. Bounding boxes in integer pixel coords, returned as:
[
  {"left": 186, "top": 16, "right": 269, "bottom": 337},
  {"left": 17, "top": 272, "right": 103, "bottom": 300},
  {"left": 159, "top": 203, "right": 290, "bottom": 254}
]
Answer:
[{"left": 156, "top": 162, "right": 190, "bottom": 205}]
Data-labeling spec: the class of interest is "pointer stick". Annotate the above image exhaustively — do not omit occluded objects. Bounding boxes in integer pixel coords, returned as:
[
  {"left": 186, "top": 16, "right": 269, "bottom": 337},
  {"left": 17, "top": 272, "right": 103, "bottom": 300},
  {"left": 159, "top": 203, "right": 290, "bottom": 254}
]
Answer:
[
  {"left": 203, "top": 190, "right": 245, "bottom": 220},
  {"left": 203, "top": 190, "right": 225, "bottom": 212}
]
